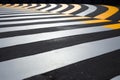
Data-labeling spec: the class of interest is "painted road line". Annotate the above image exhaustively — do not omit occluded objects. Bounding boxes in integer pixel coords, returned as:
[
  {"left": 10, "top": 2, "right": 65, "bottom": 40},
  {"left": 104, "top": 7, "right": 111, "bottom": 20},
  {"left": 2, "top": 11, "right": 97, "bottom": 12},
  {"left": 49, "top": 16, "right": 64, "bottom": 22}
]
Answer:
[
  {"left": 104, "top": 23, "right": 120, "bottom": 29},
  {"left": 0, "top": 36, "right": 120, "bottom": 80},
  {"left": 36, "top": 4, "right": 47, "bottom": 10},
  {"left": 0, "top": 20, "right": 109, "bottom": 33},
  {"left": 95, "top": 5, "right": 119, "bottom": 19},
  {"left": 0, "top": 14, "right": 72, "bottom": 21},
  {"left": 51, "top": 4, "right": 69, "bottom": 13},
  {"left": 0, "top": 12, "right": 58, "bottom": 17},
  {"left": 0, "top": 29, "right": 119, "bottom": 62},
  {"left": 76, "top": 4, "right": 97, "bottom": 16},
  {"left": 25, "top": 4, "right": 37, "bottom": 9},
  {"left": 62, "top": 4, "right": 81, "bottom": 14},
  {"left": 0, "top": 26, "right": 111, "bottom": 48},
  {"left": 40, "top": 4, "right": 57, "bottom": 12},
  {"left": 0, "top": 17, "right": 90, "bottom": 25}
]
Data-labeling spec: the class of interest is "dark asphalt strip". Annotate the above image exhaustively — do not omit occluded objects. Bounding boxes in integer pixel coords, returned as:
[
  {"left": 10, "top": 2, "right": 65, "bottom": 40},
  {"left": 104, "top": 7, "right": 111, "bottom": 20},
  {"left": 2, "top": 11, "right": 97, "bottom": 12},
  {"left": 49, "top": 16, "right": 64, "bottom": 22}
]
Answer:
[
  {"left": 107, "top": 8, "right": 120, "bottom": 21},
  {"left": 72, "top": 4, "right": 88, "bottom": 14},
  {"left": 47, "top": 4, "right": 62, "bottom": 11},
  {"left": 86, "top": 5, "right": 108, "bottom": 17},
  {"left": 0, "top": 29, "right": 120, "bottom": 62},
  {"left": 28, "top": 4, "right": 40, "bottom": 9},
  {"left": 59, "top": 4, "right": 74, "bottom": 13},
  {"left": 25, "top": 49, "right": 120, "bottom": 80}
]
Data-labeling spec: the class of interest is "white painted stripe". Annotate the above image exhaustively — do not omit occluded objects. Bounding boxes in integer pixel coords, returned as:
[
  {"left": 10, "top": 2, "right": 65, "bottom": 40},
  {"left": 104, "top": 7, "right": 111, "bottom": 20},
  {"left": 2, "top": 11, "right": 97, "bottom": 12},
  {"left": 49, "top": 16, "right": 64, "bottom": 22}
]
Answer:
[
  {"left": 0, "top": 12, "right": 53, "bottom": 17},
  {"left": 0, "top": 9, "right": 27, "bottom": 12},
  {"left": 0, "top": 14, "right": 71, "bottom": 21},
  {"left": 0, "top": 11, "right": 28, "bottom": 14},
  {"left": 0, "top": 7, "right": 20, "bottom": 10},
  {"left": 25, "top": 4, "right": 37, "bottom": 9},
  {"left": 111, "top": 75, "right": 120, "bottom": 80},
  {"left": 17, "top": 4, "right": 28, "bottom": 8},
  {"left": 0, "top": 26, "right": 110, "bottom": 48},
  {"left": 0, "top": 20, "right": 87, "bottom": 33},
  {"left": 0, "top": 36, "right": 119, "bottom": 80},
  {"left": 36, "top": 4, "right": 47, "bottom": 10},
  {"left": 0, "top": 9, "right": 28, "bottom": 13},
  {"left": 10, "top": 4, "right": 20, "bottom": 7},
  {"left": 2, "top": 4, "right": 11, "bottom": 7},
  {"left": 0, "top": 17, "right": 88, "bottom": 25},
  {"left": 0, "top": 10, "right": 33, "bottom": 14},
  {"left": 0, "top": 13, "right": 11, "bottom": 15},
  {"left": 0, "top": 7, "right": 39, "bottom": 13},
  {"left": 51, "top": 4, "right": 68, "bottom": 13},
  {"left": 77, "top": 4, "right": 97, "bottom": 16},
  {"left": 63, "top": 4, "right": 81, "bottom": 14},
  {"left": 40, "top": 4, "right": 57, "bottom": 12}
]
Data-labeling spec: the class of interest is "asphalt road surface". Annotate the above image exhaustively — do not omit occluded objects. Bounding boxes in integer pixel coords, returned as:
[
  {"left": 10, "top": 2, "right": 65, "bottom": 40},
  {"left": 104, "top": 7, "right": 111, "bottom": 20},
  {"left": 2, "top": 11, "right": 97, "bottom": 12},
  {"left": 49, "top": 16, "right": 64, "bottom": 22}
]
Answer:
[{"left": 0, "top": 4, "right": 120, "bottom": 80}]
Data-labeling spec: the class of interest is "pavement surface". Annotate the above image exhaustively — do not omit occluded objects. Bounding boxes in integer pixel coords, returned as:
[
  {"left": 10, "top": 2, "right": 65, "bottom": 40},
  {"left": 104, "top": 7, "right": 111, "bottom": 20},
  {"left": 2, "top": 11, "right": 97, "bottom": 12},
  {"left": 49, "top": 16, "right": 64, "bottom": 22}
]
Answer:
[{"left": 0, "top": 4, "right": 120, "bottom": 80}]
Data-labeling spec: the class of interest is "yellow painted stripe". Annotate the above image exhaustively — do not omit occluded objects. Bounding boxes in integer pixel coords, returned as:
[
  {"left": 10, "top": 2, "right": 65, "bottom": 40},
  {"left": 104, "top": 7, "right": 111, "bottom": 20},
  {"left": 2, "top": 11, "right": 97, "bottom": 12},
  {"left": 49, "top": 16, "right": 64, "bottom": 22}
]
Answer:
[
  {"left": 67, "top": 16, "right": 90, "bottom": 20},
  {"left": 63, "top": 4, "right": 81, "bottom": 14},
  {"left": 95, "top": 5, "right": 119, "bottom": 19},
  {"left": 84, "top": 20, "right": 110, "bottom": 24},
  {"left": 104, "top": 23, "right": 120, "bottom": 29},
  {"left": 51, "top": 4, "right": 68, "bottom": 13}
]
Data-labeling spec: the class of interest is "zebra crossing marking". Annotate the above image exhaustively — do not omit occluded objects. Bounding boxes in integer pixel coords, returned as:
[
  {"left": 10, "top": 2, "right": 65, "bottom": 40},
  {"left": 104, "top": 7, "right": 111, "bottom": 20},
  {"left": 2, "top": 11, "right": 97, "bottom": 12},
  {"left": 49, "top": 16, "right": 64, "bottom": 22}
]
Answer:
[
  {"left": 76, "top": 4, "right": 97, "bottom": 16},
  {"left": 1, "top": 4, "right": 120, "bottom": 22},
  {"left": 0, "top": 26, "right": 111, "bottom": 48},
  {"left": 25, "top": 4, "right": 37, "bottom": 9},
  {"left": 0, "top": 36, "right": 120, "bottom": 80},
  {"left": 0, "top": 4, "right": 120, "bottom": 80},
  {"left": 40, "top": 4, "right": 57, "bottom": 12},
  {"left": 36, "top": 4, "right": 47, "bottom": 10},
  {"left": 51, "top": 4, "right": 68, "bottom": 13},
  {"left": 62, "top": 4, "right": 81, "bottom": 14}
]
